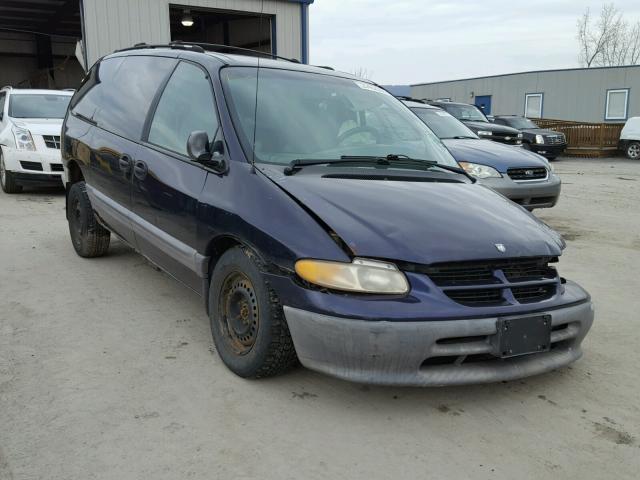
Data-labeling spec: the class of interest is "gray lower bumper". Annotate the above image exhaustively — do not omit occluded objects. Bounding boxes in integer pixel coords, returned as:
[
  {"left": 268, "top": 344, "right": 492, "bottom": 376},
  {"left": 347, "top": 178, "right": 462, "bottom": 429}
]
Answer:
[
  {"left": 480, "top": 174, "right": 561, "bottom": 209},
  {"left": 284, "top": 302, "right": 593, "bottom": 386}
]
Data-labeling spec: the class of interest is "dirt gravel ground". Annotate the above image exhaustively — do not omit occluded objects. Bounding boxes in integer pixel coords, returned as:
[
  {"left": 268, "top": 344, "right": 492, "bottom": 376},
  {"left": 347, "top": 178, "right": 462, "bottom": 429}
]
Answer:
[{"left": 1, "top": 157, "right": 639, "bottom": 480}]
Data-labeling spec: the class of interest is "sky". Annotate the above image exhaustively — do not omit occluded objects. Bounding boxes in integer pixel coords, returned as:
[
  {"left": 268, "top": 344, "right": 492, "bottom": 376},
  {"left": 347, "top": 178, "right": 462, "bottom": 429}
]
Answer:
[{"left": 308, "top": 0, "right": 640, "bottom": 85}]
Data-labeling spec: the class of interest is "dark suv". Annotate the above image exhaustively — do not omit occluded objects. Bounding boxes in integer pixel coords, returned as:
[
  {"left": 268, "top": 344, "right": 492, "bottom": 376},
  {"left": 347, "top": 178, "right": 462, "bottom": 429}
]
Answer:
[
  {"left": 61, "top": 44, "right": 593, "bottom": 386},
  {"left": 493, "top": 116, "right": 567, "bottom": 160},
  {"left": 428, "top": 100, "right": 523, "bottom": 146}
]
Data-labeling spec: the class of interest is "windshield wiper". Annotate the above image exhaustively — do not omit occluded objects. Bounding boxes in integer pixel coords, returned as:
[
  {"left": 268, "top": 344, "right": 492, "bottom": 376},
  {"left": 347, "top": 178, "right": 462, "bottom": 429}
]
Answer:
[
  {"left": 284, "top": 154, "right": 475, "bottom": 182},
  {"left": 441, "top": 135, "right": 477, "bottom": 139},
  {"left": 343, "top": 154, "right": 476, "bottom": 182}
]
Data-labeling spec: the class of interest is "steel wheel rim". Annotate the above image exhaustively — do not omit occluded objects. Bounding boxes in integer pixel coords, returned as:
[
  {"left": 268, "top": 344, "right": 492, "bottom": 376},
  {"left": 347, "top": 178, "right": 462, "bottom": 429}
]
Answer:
[
  {"left": 219, "top": 271, "right": 259, "bottom": 355},
  {"left": 69, "top": 197, "right": 83, "bottom": 248},
  {"left": 629, "top": 144, "right": 640, "bottom": 159}
]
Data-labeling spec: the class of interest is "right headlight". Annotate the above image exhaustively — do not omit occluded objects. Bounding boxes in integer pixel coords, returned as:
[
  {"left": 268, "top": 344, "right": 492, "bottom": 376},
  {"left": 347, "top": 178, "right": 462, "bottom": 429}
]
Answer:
[
  {"left": 12, "top": 126, "right": 36, "bottom": 151},
  {"left": 477, "top": 130, "right": 492, "bottom": 137},
  {"left": 458, "top": 161, "right": 502, "bottom": 179},
  {"left": 295, "top": 258, "right": 409, "bottom": 294},
  {"left": 535, "top": 134, "right": 545, "bottom": 144}
]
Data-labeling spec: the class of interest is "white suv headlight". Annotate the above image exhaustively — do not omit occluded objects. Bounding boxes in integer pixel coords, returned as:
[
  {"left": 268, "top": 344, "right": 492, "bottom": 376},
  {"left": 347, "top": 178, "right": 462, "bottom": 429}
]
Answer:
[
  {"left": 13, "top": 126, "right": 36, "bottom": 151},
  {"left": 458, "top": 161, "right": 502, "bottom": 179},
  {"left": 295, "top": 258, "right": 409, "bottom": 294}
]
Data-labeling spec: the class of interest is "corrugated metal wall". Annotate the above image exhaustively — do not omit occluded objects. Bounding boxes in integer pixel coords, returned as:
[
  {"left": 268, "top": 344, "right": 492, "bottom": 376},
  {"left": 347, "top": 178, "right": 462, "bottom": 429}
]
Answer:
[
  {"left": 82, "top": 0, "right": 301, "bottom": 67},
  {"left": 411, "top": 66, "right": 640, "bottom": 123}
]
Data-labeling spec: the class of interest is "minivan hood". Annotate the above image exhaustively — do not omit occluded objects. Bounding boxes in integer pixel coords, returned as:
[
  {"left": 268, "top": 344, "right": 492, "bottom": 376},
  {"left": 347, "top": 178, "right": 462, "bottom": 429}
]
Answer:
[
  {"left": 442, "top": 138, "right": 549, "bottom": 172},
  {"left": 12, "top": 118, "right": 63, "bottom": 136},
  {"left": 263, "top": 168, "right": 564, "bottom": 265}
]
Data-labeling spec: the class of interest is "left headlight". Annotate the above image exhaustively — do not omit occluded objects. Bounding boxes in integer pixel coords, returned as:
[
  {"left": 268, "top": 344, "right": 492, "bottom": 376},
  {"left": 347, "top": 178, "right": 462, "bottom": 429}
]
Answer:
[
  {"left": 12, "top": 126, "right": 36, "bottom": 151},
  {"left": 535, "top": 134, "right": 545, "bottom": 144},
  {"left": 295, "top": 258, "right": 409, "bottom": 294},
  {"left": 458, "top": 161, "right": 502, "bottom": 179}
]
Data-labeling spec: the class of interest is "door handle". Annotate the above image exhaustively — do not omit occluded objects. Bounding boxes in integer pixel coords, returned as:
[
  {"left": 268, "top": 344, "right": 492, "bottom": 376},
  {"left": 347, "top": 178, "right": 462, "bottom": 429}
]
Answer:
[
  {"left": 118, "top": 154, "right": 132, "bottom": 174},
  {"left": 133, "top": 160, "right": 148, "bottom": 180}
]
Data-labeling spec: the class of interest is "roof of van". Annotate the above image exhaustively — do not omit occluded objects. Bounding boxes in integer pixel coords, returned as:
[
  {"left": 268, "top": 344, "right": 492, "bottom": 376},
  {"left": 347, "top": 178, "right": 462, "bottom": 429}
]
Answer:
[{"left": 107, "top": 46, "right": 365, "bottom": 83}]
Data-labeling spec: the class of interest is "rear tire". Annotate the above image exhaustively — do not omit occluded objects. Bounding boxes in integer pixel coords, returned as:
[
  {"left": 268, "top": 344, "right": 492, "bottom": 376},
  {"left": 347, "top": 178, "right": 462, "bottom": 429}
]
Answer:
[
  {"left": 67, "top": 181, "right": 111, "bottom": 257},
  {"left": 0, "top": 150, "right": 23, "bottom": 194},
  {"left": 209, "top": 246, "right": 297, "bottom": 378},
  {"left": 626, "top": 142, "right": 640, "bottom": 160}
]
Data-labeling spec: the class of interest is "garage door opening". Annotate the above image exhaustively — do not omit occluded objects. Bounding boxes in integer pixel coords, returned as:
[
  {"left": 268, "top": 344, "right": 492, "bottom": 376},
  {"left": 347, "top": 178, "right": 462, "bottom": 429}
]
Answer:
[
  {"left": 169, "top": 5, "right": 274, "bottom": 55},
  {"left": 0, "top": 0, "right": 85, "bottom": 89}
]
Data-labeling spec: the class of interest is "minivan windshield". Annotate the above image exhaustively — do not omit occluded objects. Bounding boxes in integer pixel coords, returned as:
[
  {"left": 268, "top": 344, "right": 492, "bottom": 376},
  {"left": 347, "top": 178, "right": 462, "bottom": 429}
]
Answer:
[
  {"left": 221, "top": 67, "right": 458, "bottom": 168},
  {"left": 440, "top": 103, "right": 488, "bottom": 122},
  {"left": 411, "top": 108, "right": 478, "bottom": 139},
  {"left": 9, "top": 94, "right": 71, "bottom": 119}
]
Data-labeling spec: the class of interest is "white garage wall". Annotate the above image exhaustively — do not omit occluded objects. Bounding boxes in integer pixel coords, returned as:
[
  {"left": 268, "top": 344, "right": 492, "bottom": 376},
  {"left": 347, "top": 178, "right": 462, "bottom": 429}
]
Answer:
[{"left": 82, "top": 0, "right": 302, "bottom": 68}]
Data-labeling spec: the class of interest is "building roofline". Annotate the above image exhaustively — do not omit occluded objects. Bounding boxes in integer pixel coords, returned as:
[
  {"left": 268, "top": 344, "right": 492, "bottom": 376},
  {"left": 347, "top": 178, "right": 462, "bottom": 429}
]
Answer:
[{"left": 410, "top": 64, "right": 640, "bottom": 87}]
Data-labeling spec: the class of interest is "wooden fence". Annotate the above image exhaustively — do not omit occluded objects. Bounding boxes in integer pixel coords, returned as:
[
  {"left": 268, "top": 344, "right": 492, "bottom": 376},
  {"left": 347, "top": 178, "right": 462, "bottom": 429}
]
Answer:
[{"left": 532, "top": 118, "right": 623, "bottom": 157}]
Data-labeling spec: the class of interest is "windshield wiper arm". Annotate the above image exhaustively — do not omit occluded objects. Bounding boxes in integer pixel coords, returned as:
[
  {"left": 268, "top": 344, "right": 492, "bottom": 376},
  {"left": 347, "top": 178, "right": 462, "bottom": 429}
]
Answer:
[
  {"left": 343, "top": 154, "right": 476, "bottom": 182},
  {"left": 283, "top": 154, "right": 475, "bottom": 182}
]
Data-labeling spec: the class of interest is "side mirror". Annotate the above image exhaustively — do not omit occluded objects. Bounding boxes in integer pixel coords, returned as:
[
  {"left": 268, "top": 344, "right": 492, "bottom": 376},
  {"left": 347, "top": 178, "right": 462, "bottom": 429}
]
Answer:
[
  {"left": 187, "top": 131, "right": 226, "bottom": 172},
  {"left": 187, "top": 131, "right": 212, "bottom": 162}
]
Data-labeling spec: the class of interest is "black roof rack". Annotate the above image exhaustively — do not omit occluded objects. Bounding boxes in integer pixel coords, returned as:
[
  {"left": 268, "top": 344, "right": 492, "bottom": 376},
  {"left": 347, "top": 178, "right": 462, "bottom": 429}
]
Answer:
[{"left": 115, "top": 41, "right": 301, "bottom": 64}]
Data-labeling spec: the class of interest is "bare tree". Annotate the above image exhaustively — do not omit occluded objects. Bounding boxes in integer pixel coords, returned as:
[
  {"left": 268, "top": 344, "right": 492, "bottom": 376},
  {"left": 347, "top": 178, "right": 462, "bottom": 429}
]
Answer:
[{"left": 577, "top": 3, "right": 640, "bottom": 67}]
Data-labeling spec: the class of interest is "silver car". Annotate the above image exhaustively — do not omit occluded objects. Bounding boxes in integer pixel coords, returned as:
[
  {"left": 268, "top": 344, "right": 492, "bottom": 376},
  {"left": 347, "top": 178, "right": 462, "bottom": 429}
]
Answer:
[{"left": 404, "top": 100, "right": 561, "bottom": 209}]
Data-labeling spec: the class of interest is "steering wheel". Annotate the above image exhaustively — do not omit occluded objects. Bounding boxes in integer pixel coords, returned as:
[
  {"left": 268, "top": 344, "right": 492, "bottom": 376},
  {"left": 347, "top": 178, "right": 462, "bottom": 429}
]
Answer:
[{"left": 337, "top": 126, "right": 381, "bottom": 145}]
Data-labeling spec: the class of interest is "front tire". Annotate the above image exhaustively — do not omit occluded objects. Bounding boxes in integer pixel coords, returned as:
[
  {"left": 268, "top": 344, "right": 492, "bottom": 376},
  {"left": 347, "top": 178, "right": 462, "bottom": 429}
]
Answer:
[
  {"left": 0, "top": 150, "right": 23, "bottom": 193},
  {"left": 67, "top": 181, "right": 110, "bottom": 257},
  {"left": 209, "top": 246, "right": 297, "bottom": 378},
  {"left": 626, "top": 142, "right": 640, "bottom": 160}
]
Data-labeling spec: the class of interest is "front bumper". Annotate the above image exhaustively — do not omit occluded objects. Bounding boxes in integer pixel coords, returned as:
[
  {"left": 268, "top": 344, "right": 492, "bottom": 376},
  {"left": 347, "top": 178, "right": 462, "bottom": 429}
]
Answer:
[
  {"left": 284, "top": 300, "right": 593, "bottom": 386},
  {"left": 479, "top": 173, "right": 561, "bottom": 209},
  {"left": 529, "top": 143, "right": 567, "bottom": 158},
  {"left": 2, "top": 147, "right": 64, "bottom": 186}
]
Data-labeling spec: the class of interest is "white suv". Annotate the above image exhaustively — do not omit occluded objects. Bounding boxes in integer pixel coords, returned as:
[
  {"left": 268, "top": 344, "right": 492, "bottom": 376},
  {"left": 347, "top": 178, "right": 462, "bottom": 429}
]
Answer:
[
  {"left": 619, "top": 117, "right": 640, "bottom": 160},
  {"left": 0, "top": 87, "right": 73, "bottom": 193}
]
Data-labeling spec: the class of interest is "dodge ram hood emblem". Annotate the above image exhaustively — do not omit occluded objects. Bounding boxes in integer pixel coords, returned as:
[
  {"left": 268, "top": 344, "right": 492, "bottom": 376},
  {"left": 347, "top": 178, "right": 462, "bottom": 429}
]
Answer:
[{"left": 495, "top": 243, "right": 506, "bottom": 253}]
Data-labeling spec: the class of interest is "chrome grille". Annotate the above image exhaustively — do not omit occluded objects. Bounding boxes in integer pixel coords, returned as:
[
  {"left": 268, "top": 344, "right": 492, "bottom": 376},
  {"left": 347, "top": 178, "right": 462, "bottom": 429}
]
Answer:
[
  {"left": 507, "top": 167, "right": 548, "bottom": 181},
  {"left": 545, "top": 134, "right": 565, "bottom": 145},
  {"left": 42, "top": 135, "right": 61, "bottom": 149}
]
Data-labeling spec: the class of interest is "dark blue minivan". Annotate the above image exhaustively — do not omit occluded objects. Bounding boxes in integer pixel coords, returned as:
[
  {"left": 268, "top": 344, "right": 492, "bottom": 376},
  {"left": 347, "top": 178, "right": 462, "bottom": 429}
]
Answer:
[{"left": 62, "top": 44, "right": 593, "bottom": 386}]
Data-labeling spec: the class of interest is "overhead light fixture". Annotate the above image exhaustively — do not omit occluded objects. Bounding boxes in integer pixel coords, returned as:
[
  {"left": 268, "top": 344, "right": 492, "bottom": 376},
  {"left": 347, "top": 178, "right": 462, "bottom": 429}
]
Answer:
[{"left": 181, "top": 9, "right": 194, "bottom": 27}]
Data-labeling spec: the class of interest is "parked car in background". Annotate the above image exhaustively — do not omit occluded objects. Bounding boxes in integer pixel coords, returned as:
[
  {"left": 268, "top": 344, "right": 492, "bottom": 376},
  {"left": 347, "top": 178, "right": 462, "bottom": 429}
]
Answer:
[
  {"left": 427, "top": 100, "right": 523, "bottom": 146},
  {"left": 493, "top": 115, "right": 566, "bottom": 160},
  {"left": 62, "top": 44, "right": 593, "bottom": 386},
  {"left": 619, "top": 117, "right": 640, "bottom": 159},
  {"left": 404, "top": 100, "right": 561, "bottom": 210},
  {"left": 0, "top": 86, "right": 72, "bottom": 193}
]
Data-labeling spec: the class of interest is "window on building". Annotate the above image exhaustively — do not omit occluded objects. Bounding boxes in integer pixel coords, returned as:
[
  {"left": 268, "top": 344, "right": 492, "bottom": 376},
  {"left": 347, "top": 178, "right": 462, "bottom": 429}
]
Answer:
[
  {"left": 524, "top": 93, "right": 543, "bottom": 118},
  {"left": 148, "top": 62, "right": 219, "bottom": 157},
  {"left": 605, "top": 89, "right": 629, "bottom": 121}
]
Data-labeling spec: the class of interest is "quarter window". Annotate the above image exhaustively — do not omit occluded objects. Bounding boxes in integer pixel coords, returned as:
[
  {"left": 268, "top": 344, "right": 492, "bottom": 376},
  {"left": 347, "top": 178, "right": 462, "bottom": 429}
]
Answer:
[
  {"left": 95, "top": 56, "right": 176, "bottom": 139},
  {"left": 524, "top": 93, "right": 543, "bottom": 118},
  {"left": 0, "top": 92, "right": 6, "bottom": 118},
  {"left": 605, "top": 89, "right": 629, "bottom": 121},
  {"left": 148, "top": 62, "right": 218, "bottom": 156}
]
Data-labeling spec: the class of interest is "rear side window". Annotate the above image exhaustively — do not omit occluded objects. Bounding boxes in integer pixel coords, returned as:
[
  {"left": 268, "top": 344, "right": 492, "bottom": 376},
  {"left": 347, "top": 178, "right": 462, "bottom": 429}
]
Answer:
[
  {"left": 95, "top": 56, "right": 176, "bottom": 139},
  {"left": 0, "top": 92, "right": 6, "bottom": 117},
  {"left": 147, "top": 62, "right": 218, "bottom": 156},
  {"left": 71, "top": 56, "right": 176, "bottom": 140},
  {"left": 71, "top": 57, "right": 124, "bottom": 121}
]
